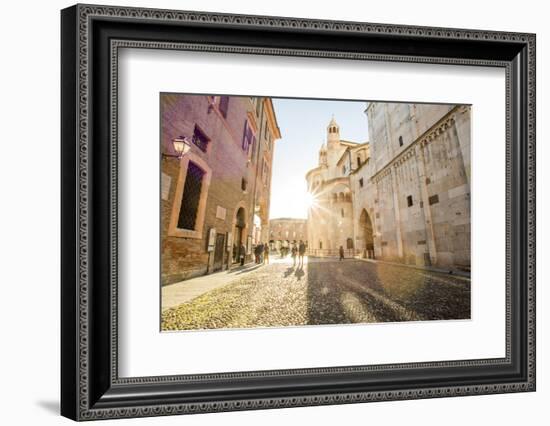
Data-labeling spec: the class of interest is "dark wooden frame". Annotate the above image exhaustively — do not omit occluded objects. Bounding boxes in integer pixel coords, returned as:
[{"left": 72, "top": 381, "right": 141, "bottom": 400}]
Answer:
[{"left": 61, "top": 3, "right": 536, "bottom": 421}]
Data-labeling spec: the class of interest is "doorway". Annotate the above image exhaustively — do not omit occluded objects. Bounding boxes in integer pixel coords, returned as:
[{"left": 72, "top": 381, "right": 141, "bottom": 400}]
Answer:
[{"left": 359, "top": 209, "right": 375, "bottom": 259}]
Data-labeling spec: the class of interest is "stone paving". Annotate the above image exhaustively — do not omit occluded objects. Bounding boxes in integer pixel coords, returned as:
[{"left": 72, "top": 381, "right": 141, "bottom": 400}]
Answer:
[{"left": 161, "top": 256, "right": 471, "bottom": 331}]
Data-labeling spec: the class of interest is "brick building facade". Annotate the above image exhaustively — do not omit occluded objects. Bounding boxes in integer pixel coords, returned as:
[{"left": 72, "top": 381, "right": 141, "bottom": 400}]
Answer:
[
  {"left": 161, "top": 94, "right": 280, "bottom": 285},
  {"left": 268, "top": 218, "right": 308, "bottom": 251}
]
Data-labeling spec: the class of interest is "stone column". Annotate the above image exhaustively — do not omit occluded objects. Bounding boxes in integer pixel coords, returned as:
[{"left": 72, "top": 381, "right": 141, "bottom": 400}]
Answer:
[
  {"left": 383, "top": 104, "right": 394, "bottom": 165},
  {"left": 373, "top": 179, "right": 382, "bottom": 258},
  {"left": 390, "top": 166, "right": 404, "bottom": 259},
  {"left": 452, "top": 108, "right": 471, "bottom": 186},
  {"left": 414, "top": 143, "right": 437, "bottom": 265}
]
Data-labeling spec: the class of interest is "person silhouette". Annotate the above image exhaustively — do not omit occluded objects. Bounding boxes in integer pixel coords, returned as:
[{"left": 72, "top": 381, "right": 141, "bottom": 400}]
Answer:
[{"left": 298, "top": 240, "right": 306, "bottom": 266}]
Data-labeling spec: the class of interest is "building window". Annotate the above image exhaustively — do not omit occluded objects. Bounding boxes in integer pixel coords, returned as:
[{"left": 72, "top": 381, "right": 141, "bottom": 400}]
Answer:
[
  {"left": 191, "top": 125, "right": 210, "bottom": 152},
  {"left": 241, "top": 178, "right": 247, "bottom": 192},
  {"left": 341, "top": 208, "right": 345, "bottom": 217},
  {"left": 359, "top": 178, "right": 364, "bottom": 188},
  {"left": 177, "top": 161, "right": 205, "bottom": 230},
  {"left": 429, "top": 194, "right": 439, "bottom": 205},
  {"left": 407, "top": 195, "right": 413, "bottom": 207},
  {"left": 219, "top": 96, "right": 229, "bottom": 118},
  {"left": 357, "top": 156, "right": 362, "bottom": 168},
  {"left": 319, "top": 241, "right": 323, "bottom": 249},
  {"left": 242, "top": 120, "right": 255, "bottom": 156},
  {"left": 399, "top": 135, "right": 404, "bottom": 146}
]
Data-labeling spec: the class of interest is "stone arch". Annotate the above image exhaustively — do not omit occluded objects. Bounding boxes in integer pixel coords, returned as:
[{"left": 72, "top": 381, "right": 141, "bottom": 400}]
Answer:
[{"left": 359, "top": 209, "right": 375, "bottom": 259}]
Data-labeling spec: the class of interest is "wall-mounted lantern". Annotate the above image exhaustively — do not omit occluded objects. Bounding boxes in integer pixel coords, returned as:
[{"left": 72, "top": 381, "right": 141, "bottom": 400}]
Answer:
[{"left": 162, "top": 136, "right": 191, "bottom": 159}]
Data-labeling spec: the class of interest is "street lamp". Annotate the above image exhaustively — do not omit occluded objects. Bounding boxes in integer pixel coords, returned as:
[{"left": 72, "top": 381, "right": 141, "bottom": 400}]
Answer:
[{"left": 162, "top": 136, "right": 191, "bottom": 159}]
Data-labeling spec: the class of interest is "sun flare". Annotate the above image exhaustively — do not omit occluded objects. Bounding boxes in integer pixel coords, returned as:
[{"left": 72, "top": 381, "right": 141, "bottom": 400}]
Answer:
[{"left": 304, "top": 191, "right": 318, "bottom": 210}]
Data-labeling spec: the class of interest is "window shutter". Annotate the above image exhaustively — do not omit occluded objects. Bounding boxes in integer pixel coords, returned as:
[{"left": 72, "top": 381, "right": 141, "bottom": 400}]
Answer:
[
  {"left": 177, "top": 162, "right": 205, "bottom": 230},
  {"left": 242, "top": 120, "right": 249, "bottom": 151},
  {"left": 219, "top": 96, "right": 229, "bottom": 118}
]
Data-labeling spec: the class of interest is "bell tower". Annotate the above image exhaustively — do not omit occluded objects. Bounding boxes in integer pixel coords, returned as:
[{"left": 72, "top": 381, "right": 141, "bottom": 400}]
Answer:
[
  {"left": 319, "top": 143, "right": 327, "bottom": 165},
  {"left": 327, "top": 115, "right": 340, "bottom": 147}
]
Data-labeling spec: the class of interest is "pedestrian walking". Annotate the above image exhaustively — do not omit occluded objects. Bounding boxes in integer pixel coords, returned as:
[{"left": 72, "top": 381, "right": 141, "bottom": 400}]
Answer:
[
  {"left": 239, "top": 243, "right": 246, "bottom": 266},
  {"left": 254, "top": 243, "right": 263, "bottom": 264},
  {"left": 298, "top": 240, "right": 306, "bottom": 266},
  {"left": 339, "top": 245, "right": 345, "bottom": 261},
  {"left": 291, "top": 245, "right": 297, "bottom": 267},
  {"left": 263, "top": 244, "right": 270, "bottom": 264}
]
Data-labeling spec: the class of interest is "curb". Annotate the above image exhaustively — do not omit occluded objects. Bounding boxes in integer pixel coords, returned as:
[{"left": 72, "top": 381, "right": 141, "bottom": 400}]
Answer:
[{"left": 354, "top": 257, "right": 471, "bottom": 279}]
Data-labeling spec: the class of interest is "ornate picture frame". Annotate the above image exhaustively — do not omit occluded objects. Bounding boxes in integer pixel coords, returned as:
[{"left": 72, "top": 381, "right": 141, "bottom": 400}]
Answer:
[{"left": 61, "top": 4, "right": 535, "bottom": 420}]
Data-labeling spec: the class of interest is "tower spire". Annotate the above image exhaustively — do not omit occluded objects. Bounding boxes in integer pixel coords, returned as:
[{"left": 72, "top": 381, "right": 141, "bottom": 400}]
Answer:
[{"left": 327, "top": 115, "right": 340, "bottom": 145}]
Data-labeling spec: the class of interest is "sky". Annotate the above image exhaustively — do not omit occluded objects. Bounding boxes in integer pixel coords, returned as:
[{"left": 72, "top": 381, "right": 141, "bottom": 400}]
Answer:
[{"left": 269, "top": 98, "right": 369, "bottom": 219}]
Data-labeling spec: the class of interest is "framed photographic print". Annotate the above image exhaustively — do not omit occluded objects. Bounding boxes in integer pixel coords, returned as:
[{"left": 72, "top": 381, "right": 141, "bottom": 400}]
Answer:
[{"left": 61, "top": 3, "right": 536, "bottom": 421}]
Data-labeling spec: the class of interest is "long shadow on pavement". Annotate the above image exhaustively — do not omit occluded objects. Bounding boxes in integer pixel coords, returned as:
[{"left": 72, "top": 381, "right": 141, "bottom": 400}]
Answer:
[{"left": 306, "top": 258, "right": 470, "bottom": 326}]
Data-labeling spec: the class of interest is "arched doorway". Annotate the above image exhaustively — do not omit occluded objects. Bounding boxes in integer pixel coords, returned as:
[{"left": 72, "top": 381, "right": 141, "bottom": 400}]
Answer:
[
  {"left": 233, "top": 207, "right": 246, "bottom": 263},
  {"left": 359, "top": 209, "right": 375, "bottom": 259}
]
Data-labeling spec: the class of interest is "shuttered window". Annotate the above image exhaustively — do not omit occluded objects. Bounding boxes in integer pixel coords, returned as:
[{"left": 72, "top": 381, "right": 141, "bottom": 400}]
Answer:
[
  {"left": 242, "top": 120, "right": 256, "bottom": 157},
  {"left": 191, "top": 125, "right": 210, "bottom": 152},
  {"left": 177, "top": 161, "right": 205, "bottom": 230},
  {"left": 219, "top": 96, "right": 230, "bottom": 118}
]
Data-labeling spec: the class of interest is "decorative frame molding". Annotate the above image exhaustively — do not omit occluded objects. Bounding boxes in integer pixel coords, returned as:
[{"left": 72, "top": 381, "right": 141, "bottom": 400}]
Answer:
[{"left": 61, "top": 4, "right": 535, "bottom": 421}]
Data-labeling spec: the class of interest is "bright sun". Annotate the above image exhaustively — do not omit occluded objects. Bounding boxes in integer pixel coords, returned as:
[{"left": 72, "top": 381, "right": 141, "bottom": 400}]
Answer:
[{"left": 304, "top": 192, "right": 317, "bottom": 210}]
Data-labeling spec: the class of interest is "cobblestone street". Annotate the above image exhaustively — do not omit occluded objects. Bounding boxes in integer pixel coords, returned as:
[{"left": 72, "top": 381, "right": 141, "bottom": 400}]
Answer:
[{"left": 161, "top": 257, "right": 471, "bottom": 331}]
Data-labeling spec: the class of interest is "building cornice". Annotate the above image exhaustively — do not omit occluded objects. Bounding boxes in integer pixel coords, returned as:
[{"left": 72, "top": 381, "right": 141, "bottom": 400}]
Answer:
[
  {"left": 305, "top": 165, "right": 326, "bottom": 179},
  {"left": 263, "top": 98, "right": 282, "bottom": 140},
  {"left": 370, "top": 105, "right": 466, "bottom": 183}
]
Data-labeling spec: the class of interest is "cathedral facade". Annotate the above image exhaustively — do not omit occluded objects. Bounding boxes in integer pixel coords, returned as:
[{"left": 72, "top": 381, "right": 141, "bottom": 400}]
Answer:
[
  {"left": 306, "top": 104, "right": 471, "bottom": 271},
  {"left": 305, "top": 117, "right": 369, "bottom": 257}
]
